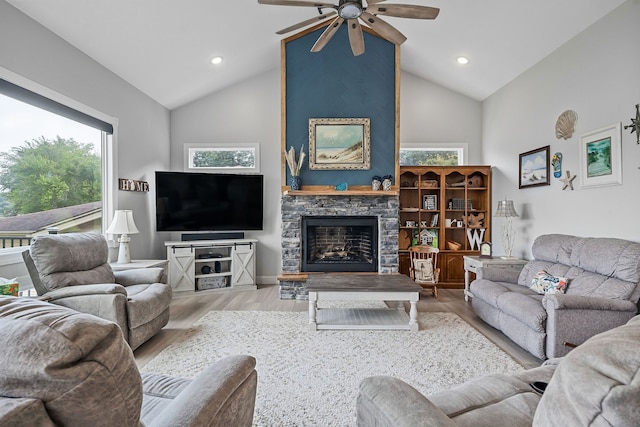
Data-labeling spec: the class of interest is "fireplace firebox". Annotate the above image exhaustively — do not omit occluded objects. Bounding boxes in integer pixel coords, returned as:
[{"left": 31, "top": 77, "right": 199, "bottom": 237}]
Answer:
[{"left": 301, "top": 216, "right": 378, "bottom": 272}]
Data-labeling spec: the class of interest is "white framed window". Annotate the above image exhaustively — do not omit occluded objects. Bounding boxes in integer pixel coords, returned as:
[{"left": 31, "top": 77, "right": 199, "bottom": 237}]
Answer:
[
  {"left": 399, "top": 143, "right": 467, "bottom": 166},
  {"left": 184, "top": 143, "right": 260, "bottom": 173},
  {"left": 0, "top": 68, "right": 117, "bottom": 294}
]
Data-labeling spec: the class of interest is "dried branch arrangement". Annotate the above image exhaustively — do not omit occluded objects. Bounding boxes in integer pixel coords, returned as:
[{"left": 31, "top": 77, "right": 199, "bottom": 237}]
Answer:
[{"left": 285, "top": 145, "right": 305, "bottom": 176}]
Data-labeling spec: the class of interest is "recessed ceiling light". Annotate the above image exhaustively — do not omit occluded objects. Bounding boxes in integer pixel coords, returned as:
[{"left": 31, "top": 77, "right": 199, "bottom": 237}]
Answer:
[
  {"left": 456, "top": 56, "right": 469, "bottom": 65},
  {"left": 211, "top": 56, "right": 223, "bottom": 65}
]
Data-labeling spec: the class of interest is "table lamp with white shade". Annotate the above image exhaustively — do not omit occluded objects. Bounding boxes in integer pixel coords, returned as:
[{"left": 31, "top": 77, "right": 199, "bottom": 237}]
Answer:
[
  {"left": 493, "top": 199, "right": 519, "bottom": 259},
  {"left": 106, "top": 210, "right": 139, "bottom": 264}
]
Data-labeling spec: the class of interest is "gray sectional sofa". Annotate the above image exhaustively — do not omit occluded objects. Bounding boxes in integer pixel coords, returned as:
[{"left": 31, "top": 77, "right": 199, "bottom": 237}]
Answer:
[
  {"left": 470, "top": 234, "right": 640, "bottom": 359},
  {"left": 357, "top": 314, "right": 640, "bottom": 426}
]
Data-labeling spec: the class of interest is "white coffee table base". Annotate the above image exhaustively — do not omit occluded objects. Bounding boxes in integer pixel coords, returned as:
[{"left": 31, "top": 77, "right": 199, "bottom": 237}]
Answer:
[{"left": 309, "top": 290, "right": 419, "bottom": 331}]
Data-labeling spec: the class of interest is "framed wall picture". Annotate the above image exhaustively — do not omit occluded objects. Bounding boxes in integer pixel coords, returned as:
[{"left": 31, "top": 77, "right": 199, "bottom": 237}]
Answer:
[
  {"left": 308, "top": 118, "right": 371, "bottom": 170},
  {"left": 579, "top": 122, "right": 622, "bottom": 189},
  {"left": 519, "top": 145, "right": 550, "bottom": 189}
]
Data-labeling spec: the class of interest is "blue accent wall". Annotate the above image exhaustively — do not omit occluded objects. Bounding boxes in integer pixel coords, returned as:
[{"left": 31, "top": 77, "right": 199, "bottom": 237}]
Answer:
[{"left": 285, "top": 25, "right": 397, "bottom": 186}]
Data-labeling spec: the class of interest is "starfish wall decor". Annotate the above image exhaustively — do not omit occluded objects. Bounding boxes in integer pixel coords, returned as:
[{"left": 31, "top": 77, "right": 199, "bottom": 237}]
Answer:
[
  {"left": 560, "top": 171, "right": 576, "bottom": 190},
  {"left": 624, "top": 104, "right": 640, "bottom": 144}
]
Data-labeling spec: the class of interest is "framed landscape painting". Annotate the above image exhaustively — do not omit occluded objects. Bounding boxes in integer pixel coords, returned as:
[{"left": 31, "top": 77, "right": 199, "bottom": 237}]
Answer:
[
  {"left": 308, "top": 118, "right": 371, "bottom": 170},
  {"left": 579, "top": 122, "right": 622, "bottom": 189},
  {"left": 519, "top": 145, "right": 550, "bottom": 189}
]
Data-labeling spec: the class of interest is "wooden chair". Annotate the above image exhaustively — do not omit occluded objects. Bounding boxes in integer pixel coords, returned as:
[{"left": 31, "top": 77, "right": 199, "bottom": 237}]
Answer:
[{"left": 408, "top": 246, "right": 440, "bottom": 299}]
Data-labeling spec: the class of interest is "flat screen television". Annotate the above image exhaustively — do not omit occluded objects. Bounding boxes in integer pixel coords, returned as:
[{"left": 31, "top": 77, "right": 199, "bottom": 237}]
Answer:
[{"left": 155, "top": 171, "right": 264, "bottom": 232}]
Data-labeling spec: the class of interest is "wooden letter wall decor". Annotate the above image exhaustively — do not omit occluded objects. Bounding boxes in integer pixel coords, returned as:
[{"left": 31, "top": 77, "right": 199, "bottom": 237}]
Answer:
[{"left": 118, "top": 179, "right": 149, "bottom": 192}]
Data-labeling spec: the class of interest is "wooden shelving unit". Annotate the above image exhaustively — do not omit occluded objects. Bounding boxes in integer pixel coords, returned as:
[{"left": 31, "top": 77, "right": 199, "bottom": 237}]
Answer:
[{"left": 398, "top": 166, "right": 492, "bottom": 288}]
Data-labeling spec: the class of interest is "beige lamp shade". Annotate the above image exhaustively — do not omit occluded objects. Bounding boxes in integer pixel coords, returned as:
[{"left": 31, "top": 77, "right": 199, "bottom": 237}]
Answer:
[{"left": 106, "top": 210, "right": 139, "bottom": 235}]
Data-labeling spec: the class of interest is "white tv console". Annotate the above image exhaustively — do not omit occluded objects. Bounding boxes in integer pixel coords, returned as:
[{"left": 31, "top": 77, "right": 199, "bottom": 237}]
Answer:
[{"left": 165, "top": 239, "right": 257, "bottom": 293}]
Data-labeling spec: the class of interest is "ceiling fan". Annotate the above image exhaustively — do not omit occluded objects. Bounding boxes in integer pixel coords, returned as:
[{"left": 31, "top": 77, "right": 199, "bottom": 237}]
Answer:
[{"left": 257, "top": 0, "right": 440, "bottom": 56}]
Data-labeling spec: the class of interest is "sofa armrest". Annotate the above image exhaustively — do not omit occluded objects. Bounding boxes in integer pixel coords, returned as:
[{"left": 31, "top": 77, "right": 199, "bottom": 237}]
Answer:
[
  {"left": 542, "top": 294, "right": 637, "bottom": 312},
  {"left": 543, "top": 295, "right": 637, "bottom": 358},
  {"left": 114, "top": 268, "right": 164, "bottom": 286},
  {"left": 44, "top": 283, "right": 127, "bottom": 300},
  {"left": 42, "top": 285, "right": 129, "bottom": 341},
  {"left": 146, "top": 355, "right": 258, "bottom": 427},
  {"left": 0, "top": 397, "right": 55, "bottom": 427},
  {"left": 356, "top": 376, "right": 457, "bottom": 427},
  {"left": 476, "top": 266, "right": 520, "bottom": 283}
]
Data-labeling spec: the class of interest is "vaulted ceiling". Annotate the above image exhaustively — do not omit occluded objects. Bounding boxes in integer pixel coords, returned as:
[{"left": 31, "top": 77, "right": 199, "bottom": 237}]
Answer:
[{"left": 6, "top": 0, "right": 626, "bottom": 110}]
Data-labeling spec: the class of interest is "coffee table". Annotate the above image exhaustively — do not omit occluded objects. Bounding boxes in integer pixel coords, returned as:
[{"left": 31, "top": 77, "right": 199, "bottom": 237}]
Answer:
[{"left": 306, "top": 273, "right": 421, "bottom": 331}]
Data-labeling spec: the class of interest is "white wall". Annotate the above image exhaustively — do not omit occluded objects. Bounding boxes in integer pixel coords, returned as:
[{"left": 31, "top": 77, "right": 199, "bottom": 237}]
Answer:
[
  {"left": 483, "top": 0, "right": 640, "bottom": 258},
  {"left": 0, "top": 2, "right": 171, "bottom": 262},
  {"left": 171, "top": 69, "right": 483, "bottom": 282},
  {"left": 170, "top": 69, "right": 282, "bottom": 284},
  {"left": 401, "top": 71, "right": 483, "bottom": 164}
]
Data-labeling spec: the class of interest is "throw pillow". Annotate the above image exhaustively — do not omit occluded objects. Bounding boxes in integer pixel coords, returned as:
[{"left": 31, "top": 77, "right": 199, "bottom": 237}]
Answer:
[
  {"left": 413, "top": 258, "right": 434, "bottom": 283},
  {"left": 530, "top": 270, "right": 568, "bottom": 294}
]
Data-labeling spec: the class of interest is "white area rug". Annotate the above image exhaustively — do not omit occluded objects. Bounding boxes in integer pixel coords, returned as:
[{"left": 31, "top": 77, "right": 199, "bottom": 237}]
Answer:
[{"left": 143, "top": 310, "right": 524, "bottom": 426}]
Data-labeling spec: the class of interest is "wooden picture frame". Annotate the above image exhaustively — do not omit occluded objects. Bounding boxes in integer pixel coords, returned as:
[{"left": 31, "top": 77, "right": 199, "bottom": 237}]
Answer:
[
  {"left": 519, "top": 145, "right": 550, "bottom": 189},
  {"left": 308, "top": 118, "right": 371, "bottom": 170},
  {"left": 579, "top": 122, "right": 622, "bottom": 189}
]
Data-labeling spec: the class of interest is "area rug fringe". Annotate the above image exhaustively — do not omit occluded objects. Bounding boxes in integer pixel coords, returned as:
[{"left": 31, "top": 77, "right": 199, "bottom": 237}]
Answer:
[{"left": 143, "top": 310, "right": 524, "bottom": 426}]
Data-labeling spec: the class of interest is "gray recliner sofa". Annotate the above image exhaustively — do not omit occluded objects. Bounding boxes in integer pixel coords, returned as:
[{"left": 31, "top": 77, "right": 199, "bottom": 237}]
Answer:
[
  {"left": 0, "top": 296, "right": 258, "bottom": 426},
  {"left": 356, "top": 314, "right": 640, "bottom": 426},
  {"left": 471, "top": 234, "right": 640, "bottom": 359},
  {"left": 22, "top": 232, "right": 172, "bottom": 350}
]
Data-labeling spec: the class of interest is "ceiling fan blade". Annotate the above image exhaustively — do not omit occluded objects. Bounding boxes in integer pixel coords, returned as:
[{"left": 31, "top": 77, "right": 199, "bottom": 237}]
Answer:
[
  {"left": 347, "top": 19, "right": 365, "bottom": 56},
  {"left": 311, "top": 17, "right": 345, "bottom": 52},
  {"left": 276, "top": 11, "right": 337, "bottom": 34},
  {"left": 359, "top": 12, "right": 407, "bottom": 45},
  {"left": 258, "top": 0, "right": 335, "bottom": 7},
  {"left": 367, "top": 4, "right": 440, "bottom": 19}
]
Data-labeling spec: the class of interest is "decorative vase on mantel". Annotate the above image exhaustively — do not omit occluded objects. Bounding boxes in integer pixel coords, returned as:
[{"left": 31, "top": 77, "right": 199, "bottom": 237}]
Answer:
[{"left": 290, "top": 175, "right": 301, "bottom": 191}]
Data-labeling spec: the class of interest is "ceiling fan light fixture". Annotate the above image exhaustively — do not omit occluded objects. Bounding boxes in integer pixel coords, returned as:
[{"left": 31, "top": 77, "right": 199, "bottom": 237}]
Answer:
[
  {"left": 211, "top": 56, "right": 223, "bottom": 65},
  {"left": 338, "top": 1, "right": 363, "bottom": 19},
  {"left": 456, "top": 56, "right": 469, "bottom": 65}
]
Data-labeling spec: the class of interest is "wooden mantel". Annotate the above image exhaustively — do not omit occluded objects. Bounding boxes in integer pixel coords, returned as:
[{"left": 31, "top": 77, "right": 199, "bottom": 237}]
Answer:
[{"left": 281, "top": 185, "right": 399, "bottom": 197}]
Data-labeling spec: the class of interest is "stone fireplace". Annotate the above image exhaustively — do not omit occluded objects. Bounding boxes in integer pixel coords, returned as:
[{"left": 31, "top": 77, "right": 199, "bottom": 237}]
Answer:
[{"left": 280, "top": 194, "right": 399, "bottom": 299}]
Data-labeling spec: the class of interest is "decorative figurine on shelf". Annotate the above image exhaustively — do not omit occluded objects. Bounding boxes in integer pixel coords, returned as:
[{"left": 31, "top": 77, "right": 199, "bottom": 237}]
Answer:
[
  {"left": 382, "top": 175, "right": 393, "bottom": 191},
  {"left": 285, "top": 145, "right": 306, "bottom": 190},
  {"left": 624, "top": 104, "right": 640, "bottom": 144},
  {"left": 335, "top": 182, "right": 348, "bottom": 191},
  {"left": 371, "top": 176, "right": 382, "bottom": 191}
]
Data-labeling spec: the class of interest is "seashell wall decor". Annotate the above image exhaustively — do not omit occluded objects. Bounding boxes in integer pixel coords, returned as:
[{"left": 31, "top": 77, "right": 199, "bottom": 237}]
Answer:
[{"left": 555, "top": 110, "right": 578, "bottom": 140}]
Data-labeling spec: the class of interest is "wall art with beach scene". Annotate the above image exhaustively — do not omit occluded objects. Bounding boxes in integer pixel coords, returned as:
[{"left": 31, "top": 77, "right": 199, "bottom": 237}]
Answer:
[
  {"left": 579, "top": 122, "right": 622, "bottom": 189},
  {"left": 308, "top": 118, "right": 371, "bottom": 170},
  {"left": 519, "top": 145, "right": 550, "bottom": 189}
]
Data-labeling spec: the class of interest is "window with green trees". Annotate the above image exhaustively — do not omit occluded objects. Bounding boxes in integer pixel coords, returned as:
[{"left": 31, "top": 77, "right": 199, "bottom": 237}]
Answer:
[
  {"left": 185, "top": 144, "right": 260, "bottom": 173},
  {"left": 399, "top": 147, "right": 464, "bottom": 166},
  {"left": 0, "top": 92, "right": 104, "bottom": 247}
]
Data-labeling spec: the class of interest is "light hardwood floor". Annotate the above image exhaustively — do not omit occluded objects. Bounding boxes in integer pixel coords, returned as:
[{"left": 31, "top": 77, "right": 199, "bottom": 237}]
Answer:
[{"left": 133, "top": 285, "right": 542, "bottom": 369}]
